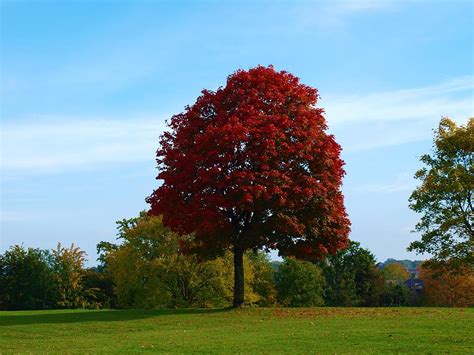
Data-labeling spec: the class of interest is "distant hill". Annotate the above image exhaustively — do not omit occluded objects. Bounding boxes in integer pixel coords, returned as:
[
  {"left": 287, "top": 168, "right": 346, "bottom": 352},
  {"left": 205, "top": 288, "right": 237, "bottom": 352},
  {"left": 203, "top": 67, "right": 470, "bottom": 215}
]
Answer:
[{"left": 378, "top": 258, "right": 423, "bottom": 276}]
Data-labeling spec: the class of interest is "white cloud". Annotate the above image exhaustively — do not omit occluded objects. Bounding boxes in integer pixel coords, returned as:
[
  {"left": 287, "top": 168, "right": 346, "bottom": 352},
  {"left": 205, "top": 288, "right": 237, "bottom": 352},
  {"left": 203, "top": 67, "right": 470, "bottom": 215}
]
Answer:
[
  {"left": 332, "top": 118, "right": 431, "bottom": 153},
  {"left": 353, "top": 172, "right": 416, "bottom": 193},
  {"left": 0, "top": 210, "right": 48, "bottom": 223},
  {"left": 1, "top": 76, "right": 472, "bottom": 177},
  {"left": 323, "top": 75, "right": 474, "bottom": 125},
  {"left": 321, "top": 75, "right": 473, "bottom": 152},
  {"left": 297, "top": 0, "right": 397, "bottom": 31},
  {"left": 1, "top": 115, "right": 168, "bottom": 177}
]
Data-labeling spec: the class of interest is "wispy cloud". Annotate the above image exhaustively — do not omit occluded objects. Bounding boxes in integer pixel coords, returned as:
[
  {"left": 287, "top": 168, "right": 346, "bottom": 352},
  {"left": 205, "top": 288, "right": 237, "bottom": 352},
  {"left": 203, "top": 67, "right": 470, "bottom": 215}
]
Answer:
[
  {"left": 297, "top": 0, "right": 397, "bottom": 31},
  {"left": 334, "top": 120, "right": 430, "bottom": 153},
  {"left": 322, "top": 75, "right": 473, "bottom": 152},
  {"left": 0, "top": 211, "right": 27, "bottom": 223},
  {"left": 323, "top": 75, "right": 473, "bottom": 125},
  {"left": 1, "top": 76, "right": 472, "bottom": 177},
  {"left": 0, "top": 210, "right": 51, "bottom": 223},
  {"left": 1, "top": 115, "right": 167, "bottom": 177},
  {"left": 353, "top": 172, "right": 416, "bottom": 193}
]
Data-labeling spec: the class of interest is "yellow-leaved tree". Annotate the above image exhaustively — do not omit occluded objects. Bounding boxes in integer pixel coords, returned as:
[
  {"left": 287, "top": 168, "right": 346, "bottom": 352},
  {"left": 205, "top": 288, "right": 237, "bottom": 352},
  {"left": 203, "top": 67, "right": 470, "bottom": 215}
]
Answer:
[
  {"left": 98, "top": 212, "right": 274, "bottom": 308},
  {"left": 409, "top": 118, "right": 473, "bottom": 270},
  {"left": 52, "top": 243, "right": 87, "bottom": 308}
]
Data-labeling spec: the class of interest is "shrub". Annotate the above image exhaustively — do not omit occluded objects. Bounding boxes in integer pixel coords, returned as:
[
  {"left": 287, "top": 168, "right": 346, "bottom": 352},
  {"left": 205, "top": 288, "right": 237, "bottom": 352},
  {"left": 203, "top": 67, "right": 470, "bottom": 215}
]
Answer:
[
  {"left": 275, "top": 258, "right": 325, "bottom": 307},
  {"left": 0, "top": 245, "right": 55, "bottom": 310}
]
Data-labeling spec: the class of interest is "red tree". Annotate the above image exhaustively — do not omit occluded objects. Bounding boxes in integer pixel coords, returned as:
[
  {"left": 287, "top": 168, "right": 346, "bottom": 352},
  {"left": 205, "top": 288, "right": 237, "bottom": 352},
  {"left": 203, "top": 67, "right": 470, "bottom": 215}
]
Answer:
[{"left": 147, "top": 66, "right": 350, "bottom": 307}]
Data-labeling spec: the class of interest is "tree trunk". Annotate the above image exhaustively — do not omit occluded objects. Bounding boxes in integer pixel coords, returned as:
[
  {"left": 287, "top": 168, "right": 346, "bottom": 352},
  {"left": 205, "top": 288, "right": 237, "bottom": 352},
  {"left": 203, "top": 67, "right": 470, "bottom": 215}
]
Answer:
[{"left": 233, "top": 247, "right": 244, "bottom": 308}]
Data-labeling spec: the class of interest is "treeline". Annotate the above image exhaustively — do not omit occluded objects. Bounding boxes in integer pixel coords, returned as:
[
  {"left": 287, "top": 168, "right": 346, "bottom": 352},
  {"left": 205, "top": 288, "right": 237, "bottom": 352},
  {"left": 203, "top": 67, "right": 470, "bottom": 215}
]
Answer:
[
  {"left": 1, "top": 213, "right": 473, "bottom": 310},
  {"left": 0, "top": 243, "right": 113, "bottom": 310}
]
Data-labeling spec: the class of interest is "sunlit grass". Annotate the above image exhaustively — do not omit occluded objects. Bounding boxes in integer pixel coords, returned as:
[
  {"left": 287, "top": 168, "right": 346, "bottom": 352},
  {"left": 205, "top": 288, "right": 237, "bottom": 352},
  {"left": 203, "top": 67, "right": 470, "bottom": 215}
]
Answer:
[{"left": 1, "top": 308, "right": 472, "bottom": 353}]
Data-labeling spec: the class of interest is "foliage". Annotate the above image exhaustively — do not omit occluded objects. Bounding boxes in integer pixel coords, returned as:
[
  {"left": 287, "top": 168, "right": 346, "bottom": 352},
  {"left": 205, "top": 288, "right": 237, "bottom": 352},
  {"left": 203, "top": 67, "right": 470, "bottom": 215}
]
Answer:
[
  {"left": 380, "top": 263, "right": 410, "bottom": 306},
  {"left": 147, "top": 65, "right": 350, "bottom": 306},
  {"left": 318, "top": 241, "right": 384, "bottom": 306},
  {"left": 81, "top": 268, "right": 116, "bottom": 308},
  {"left": 155, "top": 252, "right": 235, "bottom": 308},
  {"left": 379, "top": 258, "right": 422, "bottom": 277},
  {"left": 99, "top": 213, "right": 275, "bottom": 308},
  {"left": 356, "top": 265, "right": 385, "bottom": 307},
  {"left": 51, "top": 243, "right": 88, "bottom": 308},
  {"left": 381, "top": 284, "right": 410, "bottom": 306},
  {"left": 106, "top": 244, "right": 168, "bottom": 308},
  {"left": 246, "top": 251, "right": 277, "bottom": 306},
  {"left": 0, "top": 245, "right": 55, "bottom": 310},
  {"left": 275, "top": 258, "right": 325, "bottom": 307},
  {"left": 381, "top": 263, "right": 410, "bottom": 285},
  {"left": 419, "top": 263, "right": 474, "bottom": 307},
  {"left": 409, "top": 117, "right": 473, "bottom": 269},
  {"left": 0, "top": 244, "right": 113, "bottom": 310},
  {"left": 96, "top": 241, "right": 118, "bottom": 270}
]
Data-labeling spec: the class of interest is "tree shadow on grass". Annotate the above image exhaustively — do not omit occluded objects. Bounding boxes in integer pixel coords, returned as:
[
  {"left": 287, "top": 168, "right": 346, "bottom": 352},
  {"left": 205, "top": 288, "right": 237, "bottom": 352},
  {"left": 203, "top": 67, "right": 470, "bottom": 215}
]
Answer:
[{"left": 0, "top": 308, "right": 232, "bottom": 326}]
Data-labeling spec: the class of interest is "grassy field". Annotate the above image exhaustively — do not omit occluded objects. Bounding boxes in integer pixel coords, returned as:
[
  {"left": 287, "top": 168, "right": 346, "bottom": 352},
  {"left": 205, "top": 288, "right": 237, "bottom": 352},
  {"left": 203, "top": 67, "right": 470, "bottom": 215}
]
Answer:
[{"left": 0, "top": 308, "right": 472, "bottom": 354}]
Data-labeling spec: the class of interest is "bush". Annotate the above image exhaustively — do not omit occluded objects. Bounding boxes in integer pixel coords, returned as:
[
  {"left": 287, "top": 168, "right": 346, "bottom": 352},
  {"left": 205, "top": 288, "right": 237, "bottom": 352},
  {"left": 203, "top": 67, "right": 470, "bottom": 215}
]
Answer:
[
  {"left": 81, "top": 268, "right": 116, "bottom": 308},
  {"left": 51, "top": 243, "right": 88, "bottom": 308},
  {"left": 100, "top": 214, "right": 234, "bottom": 308},
  {"left": 0, "top": 245, "right": 56, "bottom": 310},
  {"left": 247, "top": 251, "right": 277, "bottom": 306},
  {"left": 318, "top": 241, "right": 384, "bottom": 306},
  {"left": 382, "top": 284, "right": 410, "bottom": 306},
  {"left": 275, "top": 258, "right": 325, "bottom": 307}
]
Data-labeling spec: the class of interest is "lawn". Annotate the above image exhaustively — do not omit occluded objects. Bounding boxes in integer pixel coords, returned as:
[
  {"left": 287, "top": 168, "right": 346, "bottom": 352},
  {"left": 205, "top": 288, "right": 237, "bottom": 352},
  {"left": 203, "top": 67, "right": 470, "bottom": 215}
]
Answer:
[{"left": 0, "top": 308, "right": 472, "bottom": 353}]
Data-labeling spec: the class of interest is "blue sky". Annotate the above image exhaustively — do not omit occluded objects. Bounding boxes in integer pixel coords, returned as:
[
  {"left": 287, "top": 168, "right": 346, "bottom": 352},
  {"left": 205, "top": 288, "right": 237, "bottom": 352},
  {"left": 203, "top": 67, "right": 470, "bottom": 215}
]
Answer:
[{"left": 1, "top": 0, "right": 473, "bottom": 265}]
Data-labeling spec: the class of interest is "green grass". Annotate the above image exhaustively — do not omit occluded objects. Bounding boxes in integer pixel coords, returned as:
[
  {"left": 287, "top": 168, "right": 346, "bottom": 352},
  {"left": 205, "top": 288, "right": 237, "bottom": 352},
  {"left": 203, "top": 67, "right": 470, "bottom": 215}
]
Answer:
[{"left": 1, "top": 308, "right": 473, "bottom": 354}]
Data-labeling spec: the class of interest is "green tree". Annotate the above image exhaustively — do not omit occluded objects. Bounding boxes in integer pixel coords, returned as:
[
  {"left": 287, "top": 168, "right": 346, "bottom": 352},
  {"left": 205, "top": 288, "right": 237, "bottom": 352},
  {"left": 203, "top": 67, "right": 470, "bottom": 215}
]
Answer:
[
  {"left": 381, "top": 284, "right": 410, "bottom": 306},
  {"left": 105, "top": 244, "right": 168, "bottom": 308},
  {"left": 275, "top": 258, "right": 325, "bottom": 307},
  {"left": 318, "top": 241, "right": 384, "bottom": 306},
  {"left": 380, "top": 263, "right": 411, "bottom": 306},
  {"left": 52, "top": 243, "right": 87, "bottom": 308},
  {"left": 99, "top": 213, "right": 238, "bottom": 308},
  {"left": 247, "top": 251, "right": 277, "bottom": 306},
  {"left": 409, "top": 117, "right": 473, "bottom": 269},
  {"left": 0, "top": 245, "right": 55, "bottom": 310},
  {"left": 81, "top": 268, "right": 116, "bottom": 308},
  {"left": 100, "top": 213, "right": 281, "bottom": 308},
  {"left": 155, "top": 252, "right": 235, "bottom": 308},
  {"left": 381, "top": 263, "right": 410, "bottom": 285}
]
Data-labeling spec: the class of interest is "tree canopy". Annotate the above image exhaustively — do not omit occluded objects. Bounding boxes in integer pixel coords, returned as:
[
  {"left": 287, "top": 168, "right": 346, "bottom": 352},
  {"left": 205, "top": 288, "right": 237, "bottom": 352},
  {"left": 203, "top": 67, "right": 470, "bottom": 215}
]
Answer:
[
  {"left": 419, "top": 263, "right": 474, "bottom": 307},
  {"left": 147, "top": 65, "right": 350, "bottom": 306},
  {"left": 317, "top": 241, "right": 384, "bottom": 306},
  {"left": 97, "top": 213, "right": 276, "bottom": 308},
  {"left": 381, "top": 263, "right": 410, "bottom": 285},
  {"left": 408, "top": 117, "right": 473, "bottom": 269},
  {"left": 0, "top": 246, "right": 55, "bottom": 310},
  {"left": 275, "top": 258, "right": 325, "bottom": 307}
]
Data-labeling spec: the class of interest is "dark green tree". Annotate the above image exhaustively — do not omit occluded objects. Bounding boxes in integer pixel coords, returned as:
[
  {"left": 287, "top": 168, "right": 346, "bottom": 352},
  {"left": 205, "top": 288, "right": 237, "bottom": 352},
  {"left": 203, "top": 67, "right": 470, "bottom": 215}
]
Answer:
[
  {"left": 317, "top": 241, "right": 384, "bottom": 306},
  {"left": 381, "top": 284, "right": 410, "bottom": 306},
  {"left": 81, "top": 268, "right": 116, "bottom": 308},
  {"left": 275, "top": 258, "right": 325, "bottom": 307},
  {"left": 0, "top": 245, "right": 55, "bottom": 310}
]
